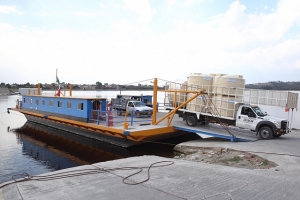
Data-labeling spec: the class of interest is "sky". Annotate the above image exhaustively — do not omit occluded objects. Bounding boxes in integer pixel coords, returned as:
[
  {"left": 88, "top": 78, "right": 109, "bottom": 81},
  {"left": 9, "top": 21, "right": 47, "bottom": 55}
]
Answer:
[{"left": 0, "top": 0, "right": 300, "bottom": 85}]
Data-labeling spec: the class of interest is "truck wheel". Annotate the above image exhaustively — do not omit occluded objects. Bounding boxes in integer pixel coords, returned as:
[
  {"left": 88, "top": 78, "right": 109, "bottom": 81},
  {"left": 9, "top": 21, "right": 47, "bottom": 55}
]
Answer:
[
  {"left": 186, "top": 115, "right": 197, "bottom": 127},
  {"left": 258, "top": 126, "right": 273, "bottom": 140}
]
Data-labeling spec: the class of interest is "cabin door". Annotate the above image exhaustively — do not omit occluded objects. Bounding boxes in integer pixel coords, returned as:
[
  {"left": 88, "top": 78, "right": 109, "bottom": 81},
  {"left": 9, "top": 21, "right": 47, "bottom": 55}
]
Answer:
[{"left": 93, "top": 100, "right": 101, "bottom": 110}]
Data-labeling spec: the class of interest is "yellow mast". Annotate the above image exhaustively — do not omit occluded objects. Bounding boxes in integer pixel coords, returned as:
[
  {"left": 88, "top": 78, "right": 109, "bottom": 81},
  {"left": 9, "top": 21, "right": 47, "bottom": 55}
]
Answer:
[
  {"left": 37, "top": 83, "right": 41, "bottom": 95},
  {"left": 55, "top": 68, "right": 58, "bottom": 96},
  {"left": 152, "top": 78, "right": 158, "bottom": 125}
]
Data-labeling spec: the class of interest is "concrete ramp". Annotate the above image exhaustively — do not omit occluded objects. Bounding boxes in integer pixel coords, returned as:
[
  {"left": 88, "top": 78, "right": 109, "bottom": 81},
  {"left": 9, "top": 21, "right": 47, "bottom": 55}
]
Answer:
[{"left": 174, "top": 124, "right": 258, "bottom": 142}]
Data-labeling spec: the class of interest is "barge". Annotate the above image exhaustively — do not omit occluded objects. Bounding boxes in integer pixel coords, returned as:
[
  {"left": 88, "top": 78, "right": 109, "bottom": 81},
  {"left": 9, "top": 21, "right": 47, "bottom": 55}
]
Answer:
[{"left": 7, "top": 79, "right": 187, "bottom": 148}]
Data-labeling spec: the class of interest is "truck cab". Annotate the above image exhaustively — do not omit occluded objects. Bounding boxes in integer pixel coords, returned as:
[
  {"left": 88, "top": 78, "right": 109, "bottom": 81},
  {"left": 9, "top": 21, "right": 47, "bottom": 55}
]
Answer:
[
  {"left": 127, "top": 101, "right": 153, "bottom": 117},
  {"left": 117, "top": 95, "right": 154, "bottom": 107},
  {"left": 236, "top": 105, "right": 289, "bottom": 139}
]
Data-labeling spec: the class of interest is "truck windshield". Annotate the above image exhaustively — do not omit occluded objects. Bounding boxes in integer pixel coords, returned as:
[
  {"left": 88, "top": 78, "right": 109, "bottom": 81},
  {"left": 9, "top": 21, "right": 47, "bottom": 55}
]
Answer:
[
  {"left": 133, "top": 102, "right": 143, "bottom": 107},
  {"left": 252, "top": 106, "right": 267, "bottom": 116}
]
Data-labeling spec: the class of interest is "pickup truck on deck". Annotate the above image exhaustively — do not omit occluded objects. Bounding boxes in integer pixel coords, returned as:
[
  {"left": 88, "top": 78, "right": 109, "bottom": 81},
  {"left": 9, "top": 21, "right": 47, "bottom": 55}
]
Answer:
[
  {"left": 111, "top": 98, "right": 153, "bottom": 117},
  {"left": 116, "top": 94, "right": 155, "bottom": 108}
]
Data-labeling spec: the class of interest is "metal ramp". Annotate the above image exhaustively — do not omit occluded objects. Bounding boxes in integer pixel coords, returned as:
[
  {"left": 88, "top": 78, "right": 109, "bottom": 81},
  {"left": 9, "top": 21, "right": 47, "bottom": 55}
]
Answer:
[{"left": 174, "top": 124, "right": 258, "bottom": 142}]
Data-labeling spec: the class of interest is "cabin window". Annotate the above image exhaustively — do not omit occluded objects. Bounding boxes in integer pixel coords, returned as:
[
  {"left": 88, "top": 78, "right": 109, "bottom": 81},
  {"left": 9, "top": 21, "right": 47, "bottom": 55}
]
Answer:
[
  {"left": 23, "top": 98, "right": 26, "bottom": 103},
  {"left": 78, "top": 103, "right": 84, "bottom": 110},
  {"left": 49, "top": 100, "right": 53, "bottom": 107},
  {"left": 42, "top": 100, "right": 45, "bottom": 105},
  {"left": 58, "top": 101, "right": 62, "bottom": 108},
  {"left": 35, "top": 99, "right": 39, "bottom": 105},
  {"left": 241, "top": 107, "right": 250, "bottom": 115},
  {"left": 67, "top": 102, "right": 72, "bottom": 109},
  {"left": 30, "top": 99, "right": 32, "bottom": 104}
]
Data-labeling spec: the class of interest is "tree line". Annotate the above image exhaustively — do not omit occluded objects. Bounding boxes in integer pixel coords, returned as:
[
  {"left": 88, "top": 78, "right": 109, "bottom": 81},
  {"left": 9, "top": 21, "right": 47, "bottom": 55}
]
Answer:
[
  {"left": 0, "top": 82, "right": 164, "bottom": 91},
  {"left": 3, "top": 81, "right": 299, "bottom": 91},
  {"left": 246, "top": 81, "right": 300, "bottom": 90}
]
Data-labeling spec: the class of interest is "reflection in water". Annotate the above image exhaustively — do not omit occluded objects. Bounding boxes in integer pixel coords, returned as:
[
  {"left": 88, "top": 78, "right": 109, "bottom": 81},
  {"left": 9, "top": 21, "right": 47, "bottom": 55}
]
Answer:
[{"left": 16, "top": 122, "right": 132, "bottom": 168}]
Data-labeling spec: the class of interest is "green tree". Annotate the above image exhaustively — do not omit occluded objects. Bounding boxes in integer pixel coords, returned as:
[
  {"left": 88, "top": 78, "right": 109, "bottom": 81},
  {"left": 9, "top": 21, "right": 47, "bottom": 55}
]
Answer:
[{"left": 96, "top": 81, "right": 102, "bottom": 89}]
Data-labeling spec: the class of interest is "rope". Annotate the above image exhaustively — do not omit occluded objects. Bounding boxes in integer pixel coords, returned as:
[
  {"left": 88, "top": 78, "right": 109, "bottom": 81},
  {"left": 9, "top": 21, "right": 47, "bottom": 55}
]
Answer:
[
  {"left": 0, "top": 161, "right": 174, "bottom": 189},
  {"left": 122, "top": 78, "right": 155, "bottom": 86},
  {"left": 201, "top": 94, "right": 236, "bottom": 138}
]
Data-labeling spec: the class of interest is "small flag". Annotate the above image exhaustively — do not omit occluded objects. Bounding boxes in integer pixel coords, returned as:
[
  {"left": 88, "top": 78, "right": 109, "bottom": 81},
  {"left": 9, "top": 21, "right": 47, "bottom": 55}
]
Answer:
[{"left": 56, "top": 76, "right": 60, "bottom": 84}]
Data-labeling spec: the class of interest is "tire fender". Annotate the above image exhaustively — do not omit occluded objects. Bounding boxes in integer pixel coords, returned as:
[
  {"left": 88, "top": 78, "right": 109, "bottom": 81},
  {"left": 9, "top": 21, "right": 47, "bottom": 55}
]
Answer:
[{"left": 255, "top": 121, "right": 277, "bottom": 135}]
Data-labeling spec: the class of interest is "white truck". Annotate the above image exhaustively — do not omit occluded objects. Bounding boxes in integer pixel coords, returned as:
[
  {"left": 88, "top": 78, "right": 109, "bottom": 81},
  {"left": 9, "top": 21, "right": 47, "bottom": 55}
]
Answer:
[
  {"left": 111, "top": 98, "right": 152, "bottom": 117},
  {"left": 180, "top": 103, "right": 289, "bottom": 139},
  {"left": 164, "top": 84, "right": 298, "bottom": 140}
]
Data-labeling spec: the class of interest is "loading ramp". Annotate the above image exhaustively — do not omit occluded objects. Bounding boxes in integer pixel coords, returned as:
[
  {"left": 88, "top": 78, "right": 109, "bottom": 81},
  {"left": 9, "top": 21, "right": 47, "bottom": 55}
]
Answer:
[{"left": 174, "top": 123, "right": 258, "bottom": 142}]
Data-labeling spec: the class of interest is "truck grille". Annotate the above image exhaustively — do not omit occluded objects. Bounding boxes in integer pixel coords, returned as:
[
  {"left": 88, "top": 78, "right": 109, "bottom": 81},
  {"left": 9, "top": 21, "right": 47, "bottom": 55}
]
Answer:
[{"left": 281, "top": 120, "right": 287, "bottom": 129}]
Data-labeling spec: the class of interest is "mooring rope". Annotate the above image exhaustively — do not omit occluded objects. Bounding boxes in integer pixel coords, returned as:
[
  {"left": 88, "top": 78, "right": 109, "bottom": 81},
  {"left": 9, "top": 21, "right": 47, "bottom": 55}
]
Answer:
[{"left": 0, "top": 161, "right": 174, "bottom": 189}]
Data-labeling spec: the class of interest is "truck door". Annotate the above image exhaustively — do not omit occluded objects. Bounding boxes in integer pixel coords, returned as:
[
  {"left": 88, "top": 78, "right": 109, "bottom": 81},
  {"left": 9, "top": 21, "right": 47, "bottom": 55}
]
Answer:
[
  {"left": 127, "top": 101, "right": 135, "bottom": 113},
  {"left": 247, "top": 110, "right": 257, "bottom": 130},
  {"left": 236, "top": 106, "right": 252, "bottom": 129}
]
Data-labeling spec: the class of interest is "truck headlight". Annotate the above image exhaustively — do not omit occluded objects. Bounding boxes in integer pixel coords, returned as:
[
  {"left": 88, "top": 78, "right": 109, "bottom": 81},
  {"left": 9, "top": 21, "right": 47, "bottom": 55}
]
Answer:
[{"left": 273, "top": 122, "right": 280, "bottom": 128}]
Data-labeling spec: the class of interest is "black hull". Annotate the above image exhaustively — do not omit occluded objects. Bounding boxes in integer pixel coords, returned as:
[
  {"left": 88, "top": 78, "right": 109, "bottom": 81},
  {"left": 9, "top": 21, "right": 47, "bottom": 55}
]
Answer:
[{"left": 24, "top": 115, "right": 138, "bottom": 148}]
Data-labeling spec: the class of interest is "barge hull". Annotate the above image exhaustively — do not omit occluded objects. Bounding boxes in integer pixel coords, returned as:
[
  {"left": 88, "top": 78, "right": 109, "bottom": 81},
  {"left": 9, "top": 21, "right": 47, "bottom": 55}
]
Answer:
[
  {"left": 10, "top": 108, "right": 186, "bottom": 148},
  {"left": 25, "top": 114, "right": 137, "bottom": 148}
]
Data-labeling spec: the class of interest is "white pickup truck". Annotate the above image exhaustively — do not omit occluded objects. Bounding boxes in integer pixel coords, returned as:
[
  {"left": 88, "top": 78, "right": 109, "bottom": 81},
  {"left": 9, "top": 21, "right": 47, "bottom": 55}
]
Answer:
[
  {"left": 111, "top": 98, "right": 152, "bottom": 117},
  {"left": 179, "top": 103, "right": 289, "bottom": 139}
]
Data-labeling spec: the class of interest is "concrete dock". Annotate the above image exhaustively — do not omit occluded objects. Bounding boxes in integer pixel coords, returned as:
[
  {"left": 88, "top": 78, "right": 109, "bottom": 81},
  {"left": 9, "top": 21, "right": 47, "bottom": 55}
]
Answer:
[{"left": 1, "top": 131, "right": 300, "bottom": 199}]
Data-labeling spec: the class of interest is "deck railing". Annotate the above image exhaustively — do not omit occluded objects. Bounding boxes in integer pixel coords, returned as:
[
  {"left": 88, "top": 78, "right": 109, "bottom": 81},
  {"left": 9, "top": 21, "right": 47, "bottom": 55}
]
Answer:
[{"left": 88, "top": 109, "right": 152, "bottom": 127}]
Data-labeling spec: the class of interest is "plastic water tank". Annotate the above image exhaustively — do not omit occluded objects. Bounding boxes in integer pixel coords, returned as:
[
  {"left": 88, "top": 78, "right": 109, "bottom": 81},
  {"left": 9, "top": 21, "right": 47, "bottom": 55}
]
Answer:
[
  {"left": 186, "top": 94, "right": 212, "bottom": 112},
  {"left": 212, "top": 74, "right": 245, "bottom": 96},
  {"left": 212, "top": 95, "right": 243, "bottom": 118},
  {"left": 186, "top": 73, "right": 213, "bottom": 111},
  {"left": 167, "top": 81, "right": 185, "bottom": 107},
  {"left": 187, "top": 73, "right": 213, "bottom": 93},
  {"left": 179, "top": 81, "right": 188, "bottom": 106}
]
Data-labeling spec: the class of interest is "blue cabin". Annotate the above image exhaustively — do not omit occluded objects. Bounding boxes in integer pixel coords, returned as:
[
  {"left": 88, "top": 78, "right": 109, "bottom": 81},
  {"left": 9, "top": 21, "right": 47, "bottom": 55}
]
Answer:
[{"left": 21, "top": 95, "right": 107, "bottom": 123}]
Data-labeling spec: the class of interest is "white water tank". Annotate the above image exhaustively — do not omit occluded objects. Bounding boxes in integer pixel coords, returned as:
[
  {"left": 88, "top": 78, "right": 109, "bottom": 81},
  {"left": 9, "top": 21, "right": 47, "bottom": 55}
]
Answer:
[
  {"left": 211, "top": 95, "right": 243, "bottom": 118},
  {"left": 167, "top": 81, "right": 185, "bottom": 107},
  {"left": 187, "top": 73, "right": 213, "bottom": 93},
  {"left": 212, "top": 74, "right": 245, "bottom": 96},
  {"left": 179, "top": 81, "right": 188, "bottom": 106},
  {"left": 185, "top": 73, "right": 213, "bottom": 111},
  {"left": 186, "top": 94, "right": 212, "bottom": 112}
]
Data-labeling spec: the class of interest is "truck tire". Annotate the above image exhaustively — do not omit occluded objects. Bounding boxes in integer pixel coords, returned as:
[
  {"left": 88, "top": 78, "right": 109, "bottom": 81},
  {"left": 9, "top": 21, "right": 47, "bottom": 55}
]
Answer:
[
  {"left": 258, "top": 126, "right": 273, "bottom": 140},
  {"left": 186, "top": 115, "right": 197, "bottom": 127}
]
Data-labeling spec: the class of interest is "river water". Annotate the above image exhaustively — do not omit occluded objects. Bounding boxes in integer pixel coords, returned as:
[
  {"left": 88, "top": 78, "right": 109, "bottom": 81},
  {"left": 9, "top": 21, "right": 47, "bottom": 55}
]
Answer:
[{"left": 0, "top": 90, "right": 299, "bottom": 184}]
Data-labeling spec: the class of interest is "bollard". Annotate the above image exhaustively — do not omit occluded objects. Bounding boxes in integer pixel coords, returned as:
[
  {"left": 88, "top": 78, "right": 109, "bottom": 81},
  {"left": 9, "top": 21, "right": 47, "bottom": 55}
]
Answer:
[{"left": 123, "top": 122, "right": 129, "bottom": 129}]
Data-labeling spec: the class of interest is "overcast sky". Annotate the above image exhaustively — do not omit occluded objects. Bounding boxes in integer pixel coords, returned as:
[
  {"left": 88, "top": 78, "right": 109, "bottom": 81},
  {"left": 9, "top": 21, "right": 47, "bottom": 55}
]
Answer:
[{"left": 0, "top": 0, "right": 300, "bottom": 85}]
